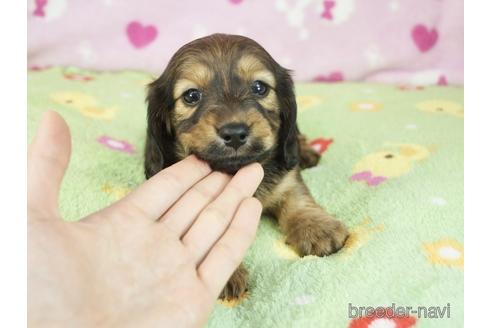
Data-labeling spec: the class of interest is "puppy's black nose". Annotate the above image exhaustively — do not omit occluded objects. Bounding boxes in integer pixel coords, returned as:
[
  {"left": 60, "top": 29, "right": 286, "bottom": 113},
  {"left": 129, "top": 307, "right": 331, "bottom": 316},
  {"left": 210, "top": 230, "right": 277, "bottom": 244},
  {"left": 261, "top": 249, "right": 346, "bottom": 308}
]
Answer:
[{"left": 218, "top": 123, "right": 249, "bottom": 150}]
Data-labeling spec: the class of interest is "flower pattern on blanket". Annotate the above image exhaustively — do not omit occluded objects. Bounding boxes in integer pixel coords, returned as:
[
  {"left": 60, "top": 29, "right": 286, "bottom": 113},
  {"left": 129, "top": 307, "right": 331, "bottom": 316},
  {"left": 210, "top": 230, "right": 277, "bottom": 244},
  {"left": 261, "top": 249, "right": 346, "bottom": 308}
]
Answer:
[
  {"left": 63, "top": 72, "right": 94, "bottom": 82},
  {"left": 348, "top": 309, "right": 417, "bottom": 328},
  {"left": 416, "top": 100, "right": 464, "bottom": 118},
  {"left": 309, "top": 138, "right": 333, "bottom": 155},
  {"left": 423, "top": 239, "right": 464, "bottom": 268},
  {"left": 50, "top": 91, "right": 116, "bottom": 119},
  {"left": 274, "top": 237, "right": 299, "bottom": 259},
  {"left": 351, "top": 143, "right": 430, "bottom": 186},
  {"left": 101, "top": 183, "right": 132, "bottom": 201},
  {"left": 350, "top": 101, "right": 383, "bottom": 112},
  {"left": 341, "top": 217, "right": 384, "bottom": 258},
  {"left": 397, "top": 85, "right": 425, "bottom": 91},
  {"left": 97, "top": 136, "right": 135, "bottom": 154},
  {"left": 274, "top": 237, "right": 318, "bottom": 260}
]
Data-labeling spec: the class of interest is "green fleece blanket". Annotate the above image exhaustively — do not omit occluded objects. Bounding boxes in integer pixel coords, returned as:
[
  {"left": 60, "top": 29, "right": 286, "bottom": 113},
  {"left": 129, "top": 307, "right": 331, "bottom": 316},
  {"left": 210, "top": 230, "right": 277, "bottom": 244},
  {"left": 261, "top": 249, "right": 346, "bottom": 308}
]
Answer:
[{"left": 27, "top": 67, "right": 464, "bottom": 328}]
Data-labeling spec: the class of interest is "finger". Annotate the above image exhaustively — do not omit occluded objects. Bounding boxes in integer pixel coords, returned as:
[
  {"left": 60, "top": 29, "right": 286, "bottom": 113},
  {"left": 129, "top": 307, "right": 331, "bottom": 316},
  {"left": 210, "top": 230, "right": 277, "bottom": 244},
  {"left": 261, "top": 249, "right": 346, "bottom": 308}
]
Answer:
[
  {"left": 106, "top": 156, "right": 211, "bottom": 221},
  {"left": 161, "top": 171, "right": 231, "bottom": 236},
  {"left": 182, "top": 163, "right": 263, "bottom": 264},
  {"left": 27, "top": 111, "right": 71, "bottom": 218},
  {"left": 198, "top": 197, "right": 262, "bottom": 298}
]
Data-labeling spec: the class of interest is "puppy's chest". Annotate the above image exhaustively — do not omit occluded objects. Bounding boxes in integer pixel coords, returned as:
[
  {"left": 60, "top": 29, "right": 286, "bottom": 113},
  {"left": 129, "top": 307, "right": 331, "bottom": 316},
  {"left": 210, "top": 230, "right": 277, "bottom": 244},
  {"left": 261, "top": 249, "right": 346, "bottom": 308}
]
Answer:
[{"left": 254, "top": 167, "right": 298, "bottom": 213}]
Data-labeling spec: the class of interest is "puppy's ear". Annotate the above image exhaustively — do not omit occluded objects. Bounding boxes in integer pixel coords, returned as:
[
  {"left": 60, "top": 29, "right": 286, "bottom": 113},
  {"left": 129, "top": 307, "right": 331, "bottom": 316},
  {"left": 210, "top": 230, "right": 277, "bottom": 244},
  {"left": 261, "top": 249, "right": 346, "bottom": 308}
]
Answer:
[
  {"left": 144, "top": 72, "right": 178, "bottom": 179},
  {"left": 275, "top": 68, "right": 299, "bottom": 169}
]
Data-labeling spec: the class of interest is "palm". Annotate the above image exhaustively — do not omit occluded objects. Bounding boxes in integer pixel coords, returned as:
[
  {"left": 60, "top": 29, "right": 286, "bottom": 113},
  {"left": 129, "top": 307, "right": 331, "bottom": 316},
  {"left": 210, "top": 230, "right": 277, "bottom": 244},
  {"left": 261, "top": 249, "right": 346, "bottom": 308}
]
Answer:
[{"left": 30, "top": 218, "right": 211, "bottom": 326}]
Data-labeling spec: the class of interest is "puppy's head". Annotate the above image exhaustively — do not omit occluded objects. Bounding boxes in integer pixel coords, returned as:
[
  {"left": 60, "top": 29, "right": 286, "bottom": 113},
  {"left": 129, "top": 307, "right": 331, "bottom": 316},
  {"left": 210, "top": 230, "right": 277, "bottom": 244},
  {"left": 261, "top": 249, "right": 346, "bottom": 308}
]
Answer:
[{"left": 145, "top": 34, "right": 298, "bottom": 176}]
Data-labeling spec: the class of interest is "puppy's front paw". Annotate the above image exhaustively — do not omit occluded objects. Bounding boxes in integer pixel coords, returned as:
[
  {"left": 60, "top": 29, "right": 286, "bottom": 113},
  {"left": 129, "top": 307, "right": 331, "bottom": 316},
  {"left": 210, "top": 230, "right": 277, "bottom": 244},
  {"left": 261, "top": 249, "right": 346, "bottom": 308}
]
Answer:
[
  {"left": 286, "top": 215, "right": 349, "bottom": 257},
  {"left": 219, "top": 264, "right": 248, "bottom": 300},
  {"left": 298, "top": 135, "right": 321, "bottom": 169},
  {"left": 299, "top": 146, "right": 321, "bottom": 169}
]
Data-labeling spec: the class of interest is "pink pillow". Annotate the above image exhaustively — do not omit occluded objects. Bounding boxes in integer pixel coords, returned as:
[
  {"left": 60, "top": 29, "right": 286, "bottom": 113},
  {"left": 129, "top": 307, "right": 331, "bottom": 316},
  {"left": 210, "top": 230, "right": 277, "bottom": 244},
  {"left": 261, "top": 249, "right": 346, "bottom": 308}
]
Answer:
[{"left": 28, "top": 0, "right": 463, "bottom": 85}]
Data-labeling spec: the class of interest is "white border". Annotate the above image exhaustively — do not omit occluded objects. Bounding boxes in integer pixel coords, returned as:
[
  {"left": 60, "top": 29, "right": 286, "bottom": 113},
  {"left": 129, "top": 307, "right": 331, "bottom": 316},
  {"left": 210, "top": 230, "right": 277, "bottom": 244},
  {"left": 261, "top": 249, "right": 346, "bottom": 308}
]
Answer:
[
  {"left": 0, "top": 1, "right": 26, "bottom": 326},
  {"left": 464, "top": 1, "right": 492, "bottom": 326},
  {"left": 4, "top": 1, "right": 485, "bottom": 326}
]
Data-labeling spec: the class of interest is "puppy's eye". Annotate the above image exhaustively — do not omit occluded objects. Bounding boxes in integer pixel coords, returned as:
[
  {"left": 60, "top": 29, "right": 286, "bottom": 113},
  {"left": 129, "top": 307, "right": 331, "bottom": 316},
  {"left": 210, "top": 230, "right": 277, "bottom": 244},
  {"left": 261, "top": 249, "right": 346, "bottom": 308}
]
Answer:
[
  {"left": 251, "top": 80, "right": 268, "bottom": 96},
  {"left": 183, "top": 89, "right": 202, "bottom": 105}
]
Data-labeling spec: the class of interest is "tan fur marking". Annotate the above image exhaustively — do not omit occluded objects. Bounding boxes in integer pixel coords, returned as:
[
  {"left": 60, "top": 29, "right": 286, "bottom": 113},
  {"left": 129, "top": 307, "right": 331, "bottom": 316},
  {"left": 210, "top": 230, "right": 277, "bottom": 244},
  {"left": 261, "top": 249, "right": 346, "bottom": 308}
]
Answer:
[
  {"left": 173, "top": 79, "right": 197, "bottom": 99},
  {"left": 173, "top": 99, "right": 195, "bottom": 122},
  {"left": 178, "top": 112, "right": 219, "bottom": 155},
  {"left": 245, "top": 110, "right": 275, "bottom": 149},
  {"left": 172, "top": 64, "right": 212, "bottom": 122},
  {"left": 253, "top": 70, "right": 276, "bottom": 88},
  {"left": 173, "top": 63, "right": 212, "bottom": 98},
  {"left": 258, "top": 91, "right": 279, "bottom": 112},
  {"left": 237, "top": 55, "right": 276, "bottom": 87},
  {"left": 261, "top": 170, "right": 304, "bottom": 211}
]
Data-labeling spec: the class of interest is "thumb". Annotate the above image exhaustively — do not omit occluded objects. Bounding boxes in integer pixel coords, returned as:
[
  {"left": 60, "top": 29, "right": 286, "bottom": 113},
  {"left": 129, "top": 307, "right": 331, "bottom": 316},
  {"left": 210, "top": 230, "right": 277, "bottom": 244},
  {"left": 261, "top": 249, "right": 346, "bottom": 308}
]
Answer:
[{"left": 28, "top": 111, "right": 71, "bottom": 218}]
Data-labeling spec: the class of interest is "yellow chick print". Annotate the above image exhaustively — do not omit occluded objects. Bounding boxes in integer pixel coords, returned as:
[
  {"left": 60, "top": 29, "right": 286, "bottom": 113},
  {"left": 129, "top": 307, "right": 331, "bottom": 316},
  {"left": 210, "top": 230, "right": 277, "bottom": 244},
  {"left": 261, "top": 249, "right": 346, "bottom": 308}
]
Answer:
[
  {"left": 351, "top": 143, "right": 430, "bottom": 186},
  {"left": 342, "top": 217, "right": 384, "bottom": 257},
  {"left": 297, "top": 95, "right": 323, "bottom": 113},
  {"left": 416, "top": 100, "right": 463, "bottom": 118},
  {"left": 51, "top": 91, "right": 116, "bottom": 120}
]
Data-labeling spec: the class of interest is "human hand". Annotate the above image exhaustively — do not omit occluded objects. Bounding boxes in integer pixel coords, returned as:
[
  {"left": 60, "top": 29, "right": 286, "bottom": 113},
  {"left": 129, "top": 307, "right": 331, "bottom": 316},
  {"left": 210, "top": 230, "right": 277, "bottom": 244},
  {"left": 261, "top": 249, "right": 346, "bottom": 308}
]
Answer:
[{"left": 28, "top": 111, "right": 264, "bottom": 327}]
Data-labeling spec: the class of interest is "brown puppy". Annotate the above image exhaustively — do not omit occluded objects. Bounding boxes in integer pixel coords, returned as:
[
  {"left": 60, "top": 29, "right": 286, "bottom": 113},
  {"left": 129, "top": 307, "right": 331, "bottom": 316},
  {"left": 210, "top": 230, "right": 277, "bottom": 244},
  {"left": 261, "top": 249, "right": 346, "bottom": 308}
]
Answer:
[{"left": 145, "top": 34, "right": 349, "bottom": 300}]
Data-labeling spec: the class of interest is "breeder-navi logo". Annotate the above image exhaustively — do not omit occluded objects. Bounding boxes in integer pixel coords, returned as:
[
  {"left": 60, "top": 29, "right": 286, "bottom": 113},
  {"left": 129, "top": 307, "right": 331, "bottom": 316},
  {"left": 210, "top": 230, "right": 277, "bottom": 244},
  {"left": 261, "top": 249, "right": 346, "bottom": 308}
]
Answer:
[{"left": 348, "top": 303, "right": 451, "bottom": 319}]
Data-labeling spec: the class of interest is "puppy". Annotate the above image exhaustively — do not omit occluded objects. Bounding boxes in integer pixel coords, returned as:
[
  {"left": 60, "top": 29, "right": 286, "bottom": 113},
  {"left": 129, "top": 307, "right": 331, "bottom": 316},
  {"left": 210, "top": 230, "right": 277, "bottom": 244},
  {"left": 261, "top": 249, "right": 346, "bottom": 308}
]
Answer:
[{"left": 145, "top": 34, "right": 349, "bottom": 300}]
